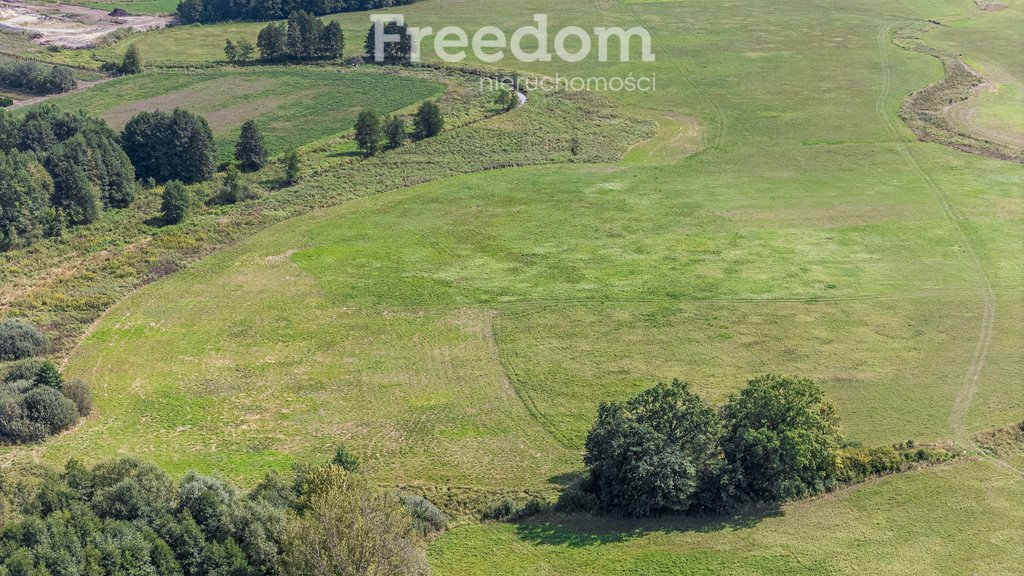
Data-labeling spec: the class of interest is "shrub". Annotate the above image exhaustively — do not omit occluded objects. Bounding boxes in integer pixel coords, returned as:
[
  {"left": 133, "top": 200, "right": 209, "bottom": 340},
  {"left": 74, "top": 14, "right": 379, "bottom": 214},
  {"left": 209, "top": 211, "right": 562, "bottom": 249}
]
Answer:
[
  {"left": 283, "top": 149, "right": 300, "bottom": 185},
  {"left": 399, "top": 493, "right": 448, "bottom": 536},
  {"left": 32, "top": 360, "right": 64, "bottom": 389},
  {"left": 62, "top": 379, "right": 93, "bottom": 416},
  {"left": 481, "top": 496, "right": 547, "bottom": 521},
  {"left": 331, "top": 445, "right": 360, "bottom": 472},
  {"left": 121, "top": 44, "right": 143, "bottom": 74},
  {"left": 20, "top": 387, "right": 78, "bottom": 435},
  {"left": 0, "top": 96, "right": 12, "bottom": 107},
  {"left": 0, "top": 320, "right": 48, "bottom": 361}
]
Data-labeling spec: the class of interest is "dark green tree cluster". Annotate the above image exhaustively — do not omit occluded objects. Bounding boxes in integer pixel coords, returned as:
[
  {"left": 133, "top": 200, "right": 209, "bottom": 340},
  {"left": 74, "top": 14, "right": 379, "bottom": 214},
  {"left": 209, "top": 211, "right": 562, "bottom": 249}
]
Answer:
[
  {"left": 256, "top": 11, "right": 343, "bottom": 62},
  {"left": 0, "top": 455, "right": 439, "bottom": 575},
  {"left": 580, "top": 375, "right": 843, "bottom": 516},
  {"left": 364, "top": 20, "right": 412, "bottom": 63},
  {"left": 0, "top": 105, "right": 135, "bottom": 250},
  {"left": 0, "top": 59, "right": 76, "bottom": 95},
  {"left": 353, "top": 103, "right": 440, "bottom": 156},
  {"left": 0, "top": 358, "right": 91, "bottom": 443},
  {"left": 121, "top": 109, "right": 216, "bottom": 184},
  {"left": 177, "top": 0, "right": 421, "bottom": 24}
]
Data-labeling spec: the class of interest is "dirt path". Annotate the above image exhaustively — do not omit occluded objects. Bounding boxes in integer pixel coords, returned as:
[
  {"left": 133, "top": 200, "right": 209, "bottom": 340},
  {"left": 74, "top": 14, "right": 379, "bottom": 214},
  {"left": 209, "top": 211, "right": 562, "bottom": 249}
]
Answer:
[
  {"left": 8, "top": 75, "right": 114, "bottom": 109},
  {"left": 877, "top": 24, "right": 1020, "bottom": 477}
]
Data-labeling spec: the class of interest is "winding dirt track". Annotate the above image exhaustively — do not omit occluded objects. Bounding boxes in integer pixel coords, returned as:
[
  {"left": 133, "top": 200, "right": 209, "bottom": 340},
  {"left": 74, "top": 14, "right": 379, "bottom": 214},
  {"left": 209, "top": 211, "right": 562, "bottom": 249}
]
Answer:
[{"left": 878, "top": 24, "right": 1021, "bottom": 477}]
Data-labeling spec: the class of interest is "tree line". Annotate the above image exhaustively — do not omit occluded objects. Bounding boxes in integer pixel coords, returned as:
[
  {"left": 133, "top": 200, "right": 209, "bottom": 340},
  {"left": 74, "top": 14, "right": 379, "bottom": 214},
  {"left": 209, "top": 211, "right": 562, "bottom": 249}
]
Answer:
[
  {"left": 0, "top": 59, "right": 76, "bottom": 96},
  {"left": 569, "top": 375, "right": 955, "bottom": 516},
  {"left": 0, "top": 450, "right": 442, "bottom": 575},
  {"left": 255, "top": 11, "right": 344, "bottom": 62},
  {"left": 0, "top": 105, "right": 135, "bottom": 251},
  {"left": 177, "top": 0, "right": 421, "bottom": 24}
]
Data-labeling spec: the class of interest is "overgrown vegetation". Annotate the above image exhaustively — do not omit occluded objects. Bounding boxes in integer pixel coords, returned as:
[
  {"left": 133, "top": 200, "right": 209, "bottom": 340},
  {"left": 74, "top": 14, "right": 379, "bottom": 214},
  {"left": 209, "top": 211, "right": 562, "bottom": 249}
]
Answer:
[
  {"left": 0, "top": 358, "right": 91, "bottom": 444},
  {"left": 895, "top": 23, "right": 1023, "bottom": 163},
  {"left": 0, "top": 105, "right": 135, "bottom": 250},
  {"left": 0, "top": 58, "right": 76, "bottom": 96},
  {"left": 0, "top": 84, "right": 652, "bottom": 355},
  {"left": 0, "top": 456, "right": 441, "bottom": 575}
]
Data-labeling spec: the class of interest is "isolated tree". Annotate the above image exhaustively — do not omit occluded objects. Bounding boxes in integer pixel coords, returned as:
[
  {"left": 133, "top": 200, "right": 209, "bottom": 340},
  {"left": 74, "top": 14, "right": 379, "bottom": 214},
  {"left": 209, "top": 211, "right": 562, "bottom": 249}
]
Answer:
[
  {"left": 235, "top": 120, "right": 268, "bottom": 172},
  {"left": 224, "top": 38, "right": 238, "bottom": 62},
  {"left": 383, "top": 115, "right": 406, "bottom": 149},
  {"left": 160, "top": 180, "right": 189, "bottom": 224},
  {"left": 583, "top": 380, "right": 722, "bottom": 516},
  {"left": 364, "top": 21, "right": 411, "bottom": 63},
  {"left": 121, "top": 44, "right": 143, "bottom": 75},
  {"left": 412, "top": 100, "right": 443, "bottom": 139},
  {"left": 257, "top": 23, "right": 287, "bottom": 61},
  {"left": 721, "top": 374, "right": 842, "bottom": 503},
  {"left": 283, "top": 148, "right": 300, "bottom": 185},
  {"left": 354, "top": 110, "right": 383, "bottom": 156},
  {"left": 236, "top": 38, "right": 255, "bottom": 61}
]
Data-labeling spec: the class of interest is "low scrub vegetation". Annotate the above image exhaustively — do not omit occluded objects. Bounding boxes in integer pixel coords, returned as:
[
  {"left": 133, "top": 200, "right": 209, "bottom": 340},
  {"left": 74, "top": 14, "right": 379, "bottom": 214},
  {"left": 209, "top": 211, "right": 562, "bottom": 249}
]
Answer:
[
  {"left": 0, "top": 58, "right": 76, "bottom": 96},
  {"left": 0, "top": 358, "right": 91, "bottom": 444},
  {"left": 896, "top": 24, "right": 1023, "bottom": 163},
  {"left": 0, "top": 456, "right": 442, "bottom": 575},
  {"left": 0, "top": 320, "right": 48, "bottom": 361}
]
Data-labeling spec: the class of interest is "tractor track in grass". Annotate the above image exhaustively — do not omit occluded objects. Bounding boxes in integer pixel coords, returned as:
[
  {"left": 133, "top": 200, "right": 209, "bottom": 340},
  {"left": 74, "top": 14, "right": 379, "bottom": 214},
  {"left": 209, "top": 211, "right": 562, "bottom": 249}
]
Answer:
[
  {"left": 876, "top": 24, "right": 1020, "bottom": 477},
  {"left": 618, "top": 0, "right": 726, "bottom": 158}
]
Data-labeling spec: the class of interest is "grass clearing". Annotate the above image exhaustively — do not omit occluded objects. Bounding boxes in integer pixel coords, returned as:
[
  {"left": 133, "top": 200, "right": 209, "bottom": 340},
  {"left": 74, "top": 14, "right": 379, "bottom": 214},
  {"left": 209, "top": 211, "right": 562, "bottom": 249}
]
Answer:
[{"left": 47, "top": 66, "right": 444, "bottom": 160}]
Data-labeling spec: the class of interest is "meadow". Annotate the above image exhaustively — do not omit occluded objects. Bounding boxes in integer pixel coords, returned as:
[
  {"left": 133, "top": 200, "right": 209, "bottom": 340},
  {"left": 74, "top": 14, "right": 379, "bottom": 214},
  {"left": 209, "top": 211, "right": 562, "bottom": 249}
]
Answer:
[
  {"left": 0, "top": 0, "right": 1022, "bottom": 572},
  {"left": 47, "top": 66, "right": 444, "bottom": 160}
]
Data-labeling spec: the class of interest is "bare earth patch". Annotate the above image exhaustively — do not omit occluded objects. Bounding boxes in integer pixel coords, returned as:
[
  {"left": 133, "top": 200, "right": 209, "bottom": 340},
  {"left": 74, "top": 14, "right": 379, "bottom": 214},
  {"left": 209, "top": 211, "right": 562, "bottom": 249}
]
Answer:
[{"left": 0, "top": 1, "right": 171, "bottom": 48}]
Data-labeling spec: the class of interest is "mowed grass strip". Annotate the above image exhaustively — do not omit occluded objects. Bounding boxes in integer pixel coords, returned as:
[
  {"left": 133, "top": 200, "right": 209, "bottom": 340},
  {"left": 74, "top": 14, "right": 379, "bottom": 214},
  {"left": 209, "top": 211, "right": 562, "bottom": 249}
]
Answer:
[
  {"left": 46, "top": 66, "right": 444, "bottom": 161},
  {"left": 428, "top": 460, "right": 1024, "bottom": 576}
]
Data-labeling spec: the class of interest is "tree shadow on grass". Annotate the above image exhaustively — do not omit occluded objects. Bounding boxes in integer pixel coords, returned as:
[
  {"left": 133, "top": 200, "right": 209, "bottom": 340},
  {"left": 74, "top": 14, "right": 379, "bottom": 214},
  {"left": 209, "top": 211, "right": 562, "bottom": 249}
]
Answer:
[{"left": 513, "top": 505, "right": 783, "bottom": 548}]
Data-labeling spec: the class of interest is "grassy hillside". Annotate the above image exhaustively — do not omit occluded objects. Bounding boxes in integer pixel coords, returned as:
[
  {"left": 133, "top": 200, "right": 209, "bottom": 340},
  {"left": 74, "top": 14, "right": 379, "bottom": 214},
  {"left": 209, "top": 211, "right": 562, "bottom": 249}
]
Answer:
[
  {"left": 47, "top": 67, "right": 444, "bottom": 160},
  {"left": 1, "top": 0, "right": 1021, "bottom": 572}
]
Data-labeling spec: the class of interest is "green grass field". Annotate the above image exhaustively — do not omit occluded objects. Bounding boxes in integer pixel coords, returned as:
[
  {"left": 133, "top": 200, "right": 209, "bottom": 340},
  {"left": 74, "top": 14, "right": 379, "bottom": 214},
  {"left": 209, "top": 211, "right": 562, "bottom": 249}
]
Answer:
[
  {"left": 47, "top": 66, "right": 444, "bottom": 160},
  {"left": 2, "top": 0, "right": 1022, "bottom": 572}
]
